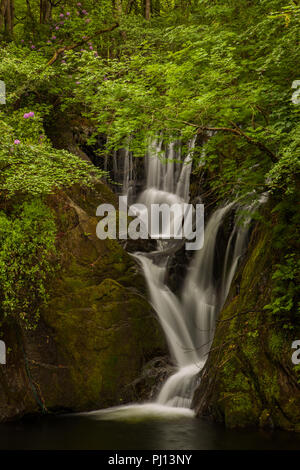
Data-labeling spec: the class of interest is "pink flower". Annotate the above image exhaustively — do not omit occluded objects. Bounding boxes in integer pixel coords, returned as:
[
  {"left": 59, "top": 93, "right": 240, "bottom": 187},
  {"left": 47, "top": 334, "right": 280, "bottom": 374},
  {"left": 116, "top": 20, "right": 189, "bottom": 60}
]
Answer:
[
  {"left": 24, "top": 111, "right": 34, "bottom": 118},
  {"left": 20, "top": 39, "right": 24, "bottom": 43},
  {"left": 60, "top": 21, "right": 64, "bottom": 24},
  {"left": 85, "top": 18, "right": 91, "bottom": 23},
  {"left": 31, "top": 45, "right": 35, "bottom": 49},
  {"left": 61, "top": 60, "right": 66, "bottom": 63},
  {"left": 76, "top": 81, "right": 81, "bottom": 84},
  {"left": 89, "top": 45, "right": 93, "bottom": 50},
  {"left": 47, "top": 40, "right": 51, "bottom": 44},
  {"left": 55, "top": 26, "right": 60, "bottom": 30},
  {"left": 59, "top": 13, "right": 64, "bottom": 17},
  {"left": 52, "top": 36, "right": 56, "bottom": 40},
  {"left": 66, "top": 12, "right": 70, "bottom": 16},
  {"left": 82, "top": 9, "right": 87, "bottom": 14},
  {"left": 14, "top": 139, "right": 20, "bottom": 145},
  {"left": 77, "top": 2, "right": 82, "bottom": 6}
]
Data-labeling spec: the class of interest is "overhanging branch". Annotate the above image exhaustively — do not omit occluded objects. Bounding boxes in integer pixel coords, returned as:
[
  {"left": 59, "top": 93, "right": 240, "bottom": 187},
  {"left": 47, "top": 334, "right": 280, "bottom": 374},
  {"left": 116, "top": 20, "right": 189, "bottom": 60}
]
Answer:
[
  {"left": 166, "top": 118, "right": 278, "bottom": 163},
  {"left": 47, "top": 22, "right": 119, "bottom": 66},
  {"left": 198, "top": 124, "right": 278, "bottom": 163}
]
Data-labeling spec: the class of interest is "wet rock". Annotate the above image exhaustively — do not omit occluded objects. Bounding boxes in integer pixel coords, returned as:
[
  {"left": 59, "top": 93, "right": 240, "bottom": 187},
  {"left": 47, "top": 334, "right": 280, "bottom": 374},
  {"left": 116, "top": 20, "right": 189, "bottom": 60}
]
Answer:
[{"left": 124, "top": 356, "right": 175, "bottom": 403}]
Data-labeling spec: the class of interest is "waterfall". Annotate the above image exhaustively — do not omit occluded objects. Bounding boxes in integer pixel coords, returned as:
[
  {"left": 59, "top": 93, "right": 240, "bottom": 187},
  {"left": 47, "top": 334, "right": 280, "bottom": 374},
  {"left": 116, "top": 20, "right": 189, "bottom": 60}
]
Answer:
[
  {"left": 122, "top": 149, "right": 133, "bottom": 199},
  {"left": 77, "top": 130, "right": 269, "bottom": 425},
  {"left": 85, "top": 137, "right": 257, "bottom": 421},
  {"left": 123, "top": 138, "right": 251, "bottom": 410},
  {"left": 127, "top": 137, "right": 259, "bottom": 411},
  {"left": 176, "top": 137, "right": 196, "bottom": 201}
]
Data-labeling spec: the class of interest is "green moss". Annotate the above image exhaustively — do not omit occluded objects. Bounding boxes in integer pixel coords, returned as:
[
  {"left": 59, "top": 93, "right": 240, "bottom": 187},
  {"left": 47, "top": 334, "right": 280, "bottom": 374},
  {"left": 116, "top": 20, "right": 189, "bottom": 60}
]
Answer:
[
  {"left": 43, "top": 275, "right": 163, "bottom": 408},
  {"left": 0, "top": 184, "right": 165, "bottom": 420},
  {"left": 261, "top": 369, "right": 280, "bottom": 402},
  {"left": 195, "top": 217, "right": 300, "bottom": 431},
  {"left": 37, "top": 186, "right": 165, "bottom": 410},
  {"left": 259, "top": 409, "right": 272, "bottom": 428},
  {"left": 268, "top": 331, "right": 285, "bottom": 356},
  {"left": 224, "top": 393, "right": 259, "bottom": 428}
]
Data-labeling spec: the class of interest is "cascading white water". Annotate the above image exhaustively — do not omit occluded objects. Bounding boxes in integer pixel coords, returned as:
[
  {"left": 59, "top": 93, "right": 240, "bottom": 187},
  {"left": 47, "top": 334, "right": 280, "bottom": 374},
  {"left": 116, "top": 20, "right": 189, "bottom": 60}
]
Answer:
[
  {"left": 128, "top": 139, "right": 252, "bottom": 409},
  {"left": 93, "top": 138, "right": 254, "bottom": 422},
  {"left": 83, "top": 137, "right": 256, "bottom": 422},
  {"left": 122, "top": 149, "right": 134, "bottom": 202}
]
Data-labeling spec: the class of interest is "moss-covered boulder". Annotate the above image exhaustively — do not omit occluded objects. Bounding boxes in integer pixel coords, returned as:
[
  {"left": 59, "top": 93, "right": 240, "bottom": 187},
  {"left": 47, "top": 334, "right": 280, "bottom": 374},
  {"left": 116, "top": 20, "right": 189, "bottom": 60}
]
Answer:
[
  {"left": 0, "top": 183, "right": 166, "bottom": 422},
  {"left": 193, "top": 219, "right": 300, "bottom": 432}
]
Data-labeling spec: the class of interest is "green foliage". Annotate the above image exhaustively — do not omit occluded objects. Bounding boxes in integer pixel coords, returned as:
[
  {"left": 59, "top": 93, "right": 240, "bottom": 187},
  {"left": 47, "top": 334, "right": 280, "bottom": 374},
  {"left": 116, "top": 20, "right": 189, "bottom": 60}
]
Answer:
[
  {"left": 0, "top": 118, "right": 105, "bottom": 197},
  {"left": 0, "top": 15, "right": 109, "bottom": 328},
  {"left": 264, "top": 254, "right": 300, "bottom": 322},
  {"left": 269, "top": 1, "right": 300, "bottom": 25},
  {"left": 0, "top": 0, "right": 299, "bottom": 328},
  {"left": 0, "top": 200, "right": 57, "bottom": 329},
  {"left": 267, "top": 124, "right": 300, "bottom": 195},
  {"left": 54, "top": 0, "right": 299, "bottom": 203}
]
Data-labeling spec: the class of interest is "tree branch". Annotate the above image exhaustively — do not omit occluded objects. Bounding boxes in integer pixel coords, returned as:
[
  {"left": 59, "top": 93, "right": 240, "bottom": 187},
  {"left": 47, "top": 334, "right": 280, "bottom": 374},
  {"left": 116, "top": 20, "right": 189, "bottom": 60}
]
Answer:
[
  {"left": 165, "top": 117, "right": 278, "bottom": 163},
  {"left": 47, "top": 22, "right": 119, "bottom": 66},
  {"left": 198, "top": 124, "right": 277, "bottom": 163}
]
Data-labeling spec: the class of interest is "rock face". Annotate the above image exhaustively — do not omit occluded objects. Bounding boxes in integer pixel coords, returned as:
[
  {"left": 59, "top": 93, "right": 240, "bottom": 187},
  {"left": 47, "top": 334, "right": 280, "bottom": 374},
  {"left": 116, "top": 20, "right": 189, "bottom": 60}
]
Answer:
[
  {"left": 0, "top": 183, "right": 166, "bottom": 422},
  {"left": 192, "top": 221, "right": 300, "bottom": 431}
]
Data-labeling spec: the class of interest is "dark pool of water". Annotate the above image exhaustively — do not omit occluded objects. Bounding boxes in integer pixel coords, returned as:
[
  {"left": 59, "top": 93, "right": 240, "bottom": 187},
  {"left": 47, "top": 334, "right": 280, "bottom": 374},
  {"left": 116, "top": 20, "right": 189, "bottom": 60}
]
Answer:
[{"left": 0, "top": 411, "right": 299, "bottom": 450}]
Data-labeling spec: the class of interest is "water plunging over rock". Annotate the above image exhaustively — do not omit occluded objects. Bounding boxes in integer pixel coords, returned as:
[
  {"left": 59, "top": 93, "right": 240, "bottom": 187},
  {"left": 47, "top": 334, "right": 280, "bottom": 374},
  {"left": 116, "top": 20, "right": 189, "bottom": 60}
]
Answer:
[{"left": 124, "top": 139, "right": 252, "bottom": 410}]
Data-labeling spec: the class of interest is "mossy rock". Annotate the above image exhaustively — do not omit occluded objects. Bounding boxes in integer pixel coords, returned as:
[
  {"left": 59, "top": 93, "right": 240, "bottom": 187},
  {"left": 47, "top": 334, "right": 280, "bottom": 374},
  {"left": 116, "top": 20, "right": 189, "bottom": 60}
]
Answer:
[
  {"left": 0, "top": 183, "right": 166, "bottom": 421},
  {"left": 193, "top": 209, "right": 300, "bottom": 432}
]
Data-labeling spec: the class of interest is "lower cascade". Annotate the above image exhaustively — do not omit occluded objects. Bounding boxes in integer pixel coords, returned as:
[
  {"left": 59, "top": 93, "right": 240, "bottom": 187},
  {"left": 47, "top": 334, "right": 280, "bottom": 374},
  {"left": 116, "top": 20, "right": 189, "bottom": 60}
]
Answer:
[{"left": 92, "top": 138, "right": 254, "bottom": 418}]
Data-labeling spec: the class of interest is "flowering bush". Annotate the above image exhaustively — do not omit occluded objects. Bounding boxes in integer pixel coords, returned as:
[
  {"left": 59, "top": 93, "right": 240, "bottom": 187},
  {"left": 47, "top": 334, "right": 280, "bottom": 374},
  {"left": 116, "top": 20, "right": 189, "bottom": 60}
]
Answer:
[{"left": 0, "top": 119, "right": 106, "bottom": 197}]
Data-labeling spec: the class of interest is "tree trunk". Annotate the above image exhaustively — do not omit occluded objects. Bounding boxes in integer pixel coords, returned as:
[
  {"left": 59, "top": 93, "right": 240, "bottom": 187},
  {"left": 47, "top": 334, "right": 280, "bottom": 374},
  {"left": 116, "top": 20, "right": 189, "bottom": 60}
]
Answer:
[
  {"left": 145, "top": 0, "right": 151, "bottom": 20},
  {"left": 0, "top": 0, "right": 14, "bottom": 36},
  {"left": 0, "top": 0, "right": 6, "bottom": 30},
  {"left": 40, "top": 0, "right": 52, "bottom": 24}
]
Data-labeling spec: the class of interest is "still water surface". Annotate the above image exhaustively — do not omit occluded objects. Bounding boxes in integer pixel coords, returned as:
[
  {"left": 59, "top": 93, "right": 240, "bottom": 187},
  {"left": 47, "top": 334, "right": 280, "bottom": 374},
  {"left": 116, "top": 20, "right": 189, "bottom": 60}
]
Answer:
[{"left": 0, "top": 404, "right": 299, "bottom": 450}]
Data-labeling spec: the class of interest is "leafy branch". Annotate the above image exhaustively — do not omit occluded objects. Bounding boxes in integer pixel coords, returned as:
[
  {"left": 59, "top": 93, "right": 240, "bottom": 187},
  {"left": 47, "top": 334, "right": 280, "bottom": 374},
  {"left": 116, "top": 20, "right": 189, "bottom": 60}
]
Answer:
[
  {"left": 197, "top": 124, "right": 278, "bottom": 164},
  {"left": 47, "top": 22, "right": 119, "bottom": 66},
  {"left": 173, "top": 118, "right": 278, "bottom": 163}
]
